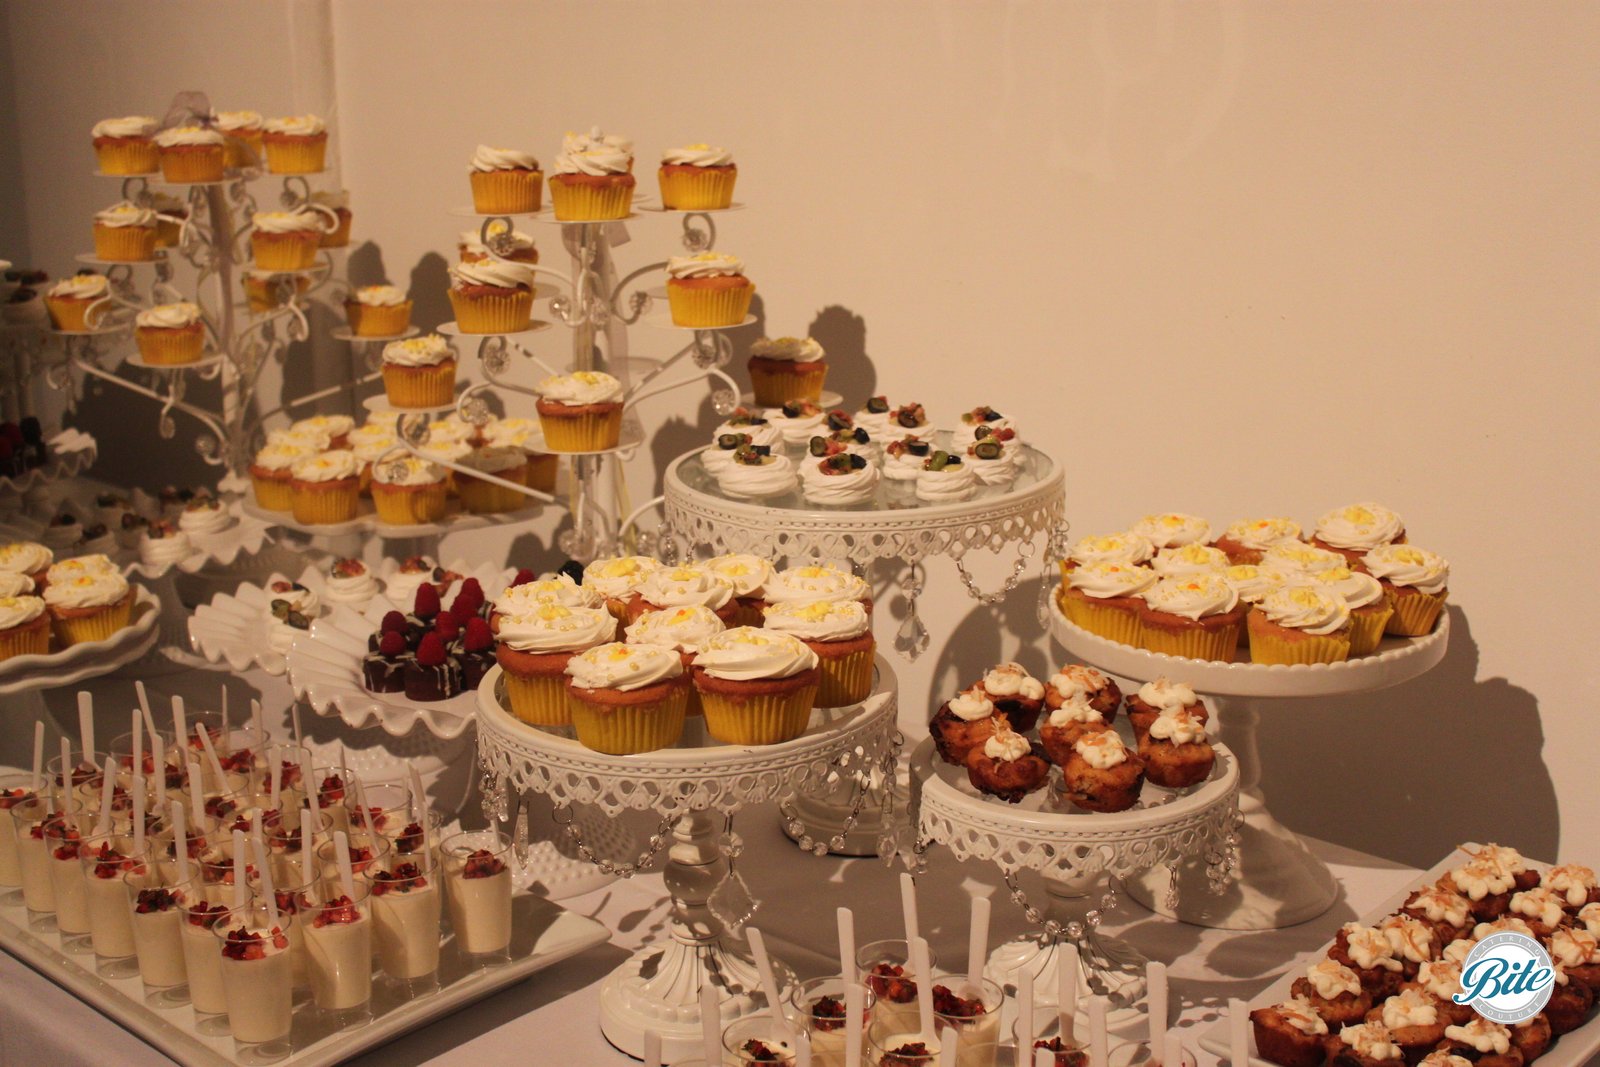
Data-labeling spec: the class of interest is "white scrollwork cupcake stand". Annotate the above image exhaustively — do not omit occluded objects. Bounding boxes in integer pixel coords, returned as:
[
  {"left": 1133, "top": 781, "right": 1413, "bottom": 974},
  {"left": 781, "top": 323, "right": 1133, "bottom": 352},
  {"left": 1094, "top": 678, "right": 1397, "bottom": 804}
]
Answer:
[
  {"left": 1048, "top": 595, "right": 1450, "bottom": 931},
  {"left": 910, "top": 734, "right": 1240, "bottom": 1032},
  {"left": 475, "top": 657, "right": 900, "bottom": 1062}
]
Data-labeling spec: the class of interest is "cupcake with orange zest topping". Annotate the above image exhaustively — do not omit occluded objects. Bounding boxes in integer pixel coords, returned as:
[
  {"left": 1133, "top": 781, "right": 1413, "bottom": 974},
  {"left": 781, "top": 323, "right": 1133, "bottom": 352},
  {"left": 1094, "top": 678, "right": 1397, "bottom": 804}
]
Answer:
[
  {"left": 448, "top": 258, "right": 535, "bottom": 334},
  {"left": 691, "top": 627, "right": 820, "bottom": 745},
  {"left": 658, "top": 143, "right": 737, "bottom": 210},
  {"left": 153, "top": 125, "right": 226, "bottom": 183},
  {"left": 665, "top": 252, "right": 753, "bottom": 328},
  {"left": 344, "top": 285, "right": 412, "bottom": 338},
  {"left": 535, "top": 371, "right": 624, "bottom": 452},
  {"left": 495, "top": 604, "right": 616, "bottom": 726},
  {"left": 261, "top": 114, "right": 327, "bottom": 174},
  {"left": 91, "top": 116, "right": 158, "bottom": 175},
  {"left": 1138, "top": 573, "right": 1244, "bottom": 661},
  {"left": 1362, "top": 545, "right": 1449, "bottom": 637},
  {"left": 1129, "top": 513, "right": 1212, "bottom": 550},
  {"left": 762, "top": 598, "right": 874, "bottom": 708},
  {"left": 548, "top": 127, "right": 635, "bottom": 221},
  {"left": 1058, "top": 531, "right": 1153, "bottom": 579},
  {"left": 703, "top": 554, "right": 773, "bottom": 627},
  {"left": 1215, "top": 516, "right": 1303, "bottom": 565},
  {"left": 1311, "top": 502, "right": 1406, "bottom": 565},
  {"left": 581, "top": 555, "right": 662, "bottom": 622},
  {"left": 1305, "top": 566, "right": 1393, "bottom": 655},
  {"left": 1058, "top": 561, "right": 1155, "bottom": 647},
  {"left": 467, "top": 145, "right": 543, "bottom": 214},
  {"left": 381, "top": 334, "right": 456, "bottom": 410},
  {"left": 747, "top": 335, "right": 826, "bottom": 407},
  {"left": 1247, "top": 586, "right": 1352, "bottom": 665},
  {"left": 564, "top": 642, "right": 688, "bottom": 754},
  {"left": 92, "top": 200, "right": 158, "bottom": 262}
]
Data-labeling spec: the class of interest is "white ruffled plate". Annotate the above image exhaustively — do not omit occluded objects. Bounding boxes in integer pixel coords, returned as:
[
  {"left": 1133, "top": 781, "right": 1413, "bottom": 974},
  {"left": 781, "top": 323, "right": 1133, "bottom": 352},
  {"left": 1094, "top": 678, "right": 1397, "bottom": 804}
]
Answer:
[
  {"left": 0, "top": 585, "right": 161, "bottom": 695},
  {"left": 286, "top": 562, "right": 516, "bottom": 739},
  {"left": 0, "top": 429, "right": 98, "bottom": 495},
  {"left": 122, "top": 498, "right": 275, "bottom": 579}
]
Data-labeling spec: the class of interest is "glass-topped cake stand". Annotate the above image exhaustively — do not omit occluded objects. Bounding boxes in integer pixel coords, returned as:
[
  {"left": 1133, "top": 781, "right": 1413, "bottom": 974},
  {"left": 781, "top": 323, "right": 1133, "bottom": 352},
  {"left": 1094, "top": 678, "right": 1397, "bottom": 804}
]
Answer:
[
  {"left": 1048, "top": 592, "right": 1450, "bottom": 930},
  {"left": 475, "top": 656, "right": 900, "bottom": 1062}
]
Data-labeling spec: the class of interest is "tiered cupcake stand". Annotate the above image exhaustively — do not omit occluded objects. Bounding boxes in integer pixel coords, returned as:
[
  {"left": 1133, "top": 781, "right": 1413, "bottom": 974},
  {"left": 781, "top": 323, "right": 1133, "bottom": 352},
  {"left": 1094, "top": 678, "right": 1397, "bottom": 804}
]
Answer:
[
  {"left": 475, "top": 656, "right": 900, "bottom": 1062},
  {"left": 1048, "top": 595, "right": 1450, "bottom": 930},
  {"left": 660, "top": 440, "right": 1067, "bottom": 855}
]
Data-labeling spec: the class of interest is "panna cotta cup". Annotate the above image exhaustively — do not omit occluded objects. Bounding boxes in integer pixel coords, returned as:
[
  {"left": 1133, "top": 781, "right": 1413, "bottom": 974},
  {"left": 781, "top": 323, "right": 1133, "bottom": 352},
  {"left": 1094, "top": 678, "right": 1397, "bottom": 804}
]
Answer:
[
  {"left": 388, "top": 808, "right": 444, "bottom": 876},
  {"left": 78, "top": 829, "right": 148, "bottom": 969},
  {"left": 213, "top": 898, "right": 296, "bottom": 1051},
  {"left": 263, "top": 807, "right": 332, "bottom": 887},
  {"left": 43, "top": 812, "right": 93, "bottom": 946},
  {"left": 441, "top": 829, "right": 513, "bottom": 967},
  {"left": 180, "top": 893, "right": 239, "bottom": 1018},
  {"left": 857, "top": 939, "right": 940, "bottom": 1038},
  {"left": 0, "top": 773, "right": 39, "bottom": 899},
  {"left": 316, "top": 832, "right": 391, "bottom": 888},
  {"left": 154, "top": 813, "right": 219, "bottom": 885},
  {"left": 213, "top": 727, "right": 268, "bottom": 791},
  {"left": 867, "top": 1026, "right": 943, "bottom": 1066},
  {"left": 126, "top": 874, "right": 194, "bottom": 999},
  {"left": 109, "top": 729, "right": 178, "bottom": 788},
  {"left": 270, "top": 871, "right": 320, "bottom": 993},
  {"left": 12, "top": 797, "right": 59, "bottom": 920},
  {"left": 46, "top": 752, "right": 107, "bottom": 810},
  {"left": 724, "top": 1014, "right": 801, "bottom": 1065},
  {"left": 347, "top": 781, "right": 410, "bottom": 839},
  {"left": 314, "top": 772, "right": 353, "bottom": 836},
  {"left": 792, "top": 976, "right": 876, "bottom": 1067},
  {"left": 371, "top": 858, "right": 442, "bottom": 994},
  {"left": 256, "top": 742, "right": 315, "bottom": 812},
  {"left": 301, "top": 881, "right": 373, "bottom": 1027},
  {"left": 930, "top": 974, "right": 1004, "bottom": 1067}
]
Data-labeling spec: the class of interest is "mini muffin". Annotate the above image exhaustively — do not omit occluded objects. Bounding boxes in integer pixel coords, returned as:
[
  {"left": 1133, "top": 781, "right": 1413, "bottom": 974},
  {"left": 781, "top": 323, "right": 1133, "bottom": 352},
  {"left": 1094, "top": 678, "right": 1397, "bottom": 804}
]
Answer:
[
  {"left": 1060, "top": 730, "right": 1145, "bottom": 813},
  {"left": 1250, "top": 995, "right": 1330, "bottom": 1067},
  {"left": 344, "top": 284, "right": 412, "bottom": 337},
  {"left": 1544, "top": 864, "right": 1599, "bottom": 913},
  {"left": 1507, "top": 887, "right": 1568, "bottom": 938},
  {"left": 1362, "top": 545, "right": 1449, "bottom": 637},
  {"left": 968, "top": 662, "right": 1045, "bottom": 732},
  {"left": 1508, "top": 1015, "right": 1552, "bottom": 1064},
  {"left": 1329, "top": 923, "right": 1407, "bottom": 1000},
  {"left": 1311, "top": 502, "right": 1406, "bottom": 564},
  {"left": 448, "top": 258, "right": 536, "bottom": 334},
  {"left": 1038, "top": 697, "right": 1111, "bottom": 765},
  {"left": 658, "top": 142, "right": 737, "bottom": 210},
  {"left": 261, "top": 114, "right": 328, "bottom": 174},
  {"left": 535, "top": 371, "right": 625, "bottom": 452},
  {"left": 1248, "top": 585, "right": 1353, "bottom": 666},
  {"left": 1059, "top": 561, "right": 1156, "bottom": 647},
  {"left": 1462, "top": 844, "right": 1541, "bottom": 892},
  {"left": 1442, "top": 860, "right": 1518, "bottom": 922},
  {"left": 1437, "top": 1019, "right": 1523, "bottom": 1067},
  {"left": 665, "top": 252, "right": 754, "bottom": 328},
  {"left": 1305, "top": 566, "right": 1394, "bottom": 656},
  {"left": 1128, "top": 513, "right": 1212, "bottom": 550},
  {"left": 1124, "top": 677, "right": 1208, "bottom": 742},
  {"left": 762, "top": 598, "right": 875, "bottom": 708},
  {"left": 1417, "top": 1054, "right": 1473, "bottom": 1067},
  {"left": 548, "top": 127, "right": 635, "bottom": 221},
  {"left": 1549, "top": 926, "right": 1600, "bottom": 993},
  {"left": 691, "top": 627, "right": 821, "bottom": 745},
  {"left": 1215, "top": 517, "right": 1303, "bottom": 565},
  {"left": 1405, "top": 959, "right": 1474, "bottom": 1027},
  {"left": 963, "top": 727, "right": 1050, "bottom": 803},
  {"left": 1368, "top": 989, "right": 1446, "bottom": 1061},
  {"left": 467, "top": 144, "right": 543, "bottom": 214},
  {"left": 1324, "top": 1021, "right": 1405, "bottom": 1067},
  {"left": 747, "top": 335, "right": 826, "bottom": 407},
  {"left": 1138, "top": 573, "right": 1244, "bottom": 661},
  {"left": 1138, "top": 708, "right": 1215, "bottom": 788},
  {"left": 1545, "top": 966, "right": 1595, "bottom": 1035},
  {"left": 1045, "top": 663, "right": 1122, "bottom": 723},
  {"left": 564, "top": 641, "right": 689, "bottom": 755},
  {"left": 929, "top": 690, "right": 1004, "bottom": 767},
  {"left": 1377, "top": 913, "right": 1438, "bottom": 978},
  {"left": 1402, "top": 885, "right": 1475, "bottom": 945},
  {"left": 1291, "top": 960, "right": 1373, "bottom": 1028}
]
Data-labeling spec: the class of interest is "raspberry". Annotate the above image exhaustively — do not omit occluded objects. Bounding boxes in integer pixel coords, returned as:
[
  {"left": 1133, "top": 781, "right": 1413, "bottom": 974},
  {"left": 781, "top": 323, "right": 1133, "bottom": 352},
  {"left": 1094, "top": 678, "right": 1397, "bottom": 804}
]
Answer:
[
  {"left": 379, "top": 630, "right": 406, "bottom": 657},
  {"left": 416, "top": 631, "right": 447, "bottom": 667},
  {"left": 433, "top": 611, "right": 459, "bottom": 642},
  {"left": 510, "top": 568, "right": 537, "bottom": 587},
  {"left": 380, "top": 610, "right": 407, "bottom": 634},
  {"left": 413, "top": 583, "right": 441, "bottom": 618},
  {"left": 463, "top": 616, "right": 494, "bottom": 652}
]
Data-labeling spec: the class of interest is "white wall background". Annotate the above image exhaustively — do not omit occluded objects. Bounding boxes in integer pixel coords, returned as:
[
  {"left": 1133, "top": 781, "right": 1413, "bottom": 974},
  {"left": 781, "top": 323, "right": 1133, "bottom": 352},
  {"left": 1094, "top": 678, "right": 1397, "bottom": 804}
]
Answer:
[{"left": 4, "top": 1, "right": 1596, "bottom": 866}]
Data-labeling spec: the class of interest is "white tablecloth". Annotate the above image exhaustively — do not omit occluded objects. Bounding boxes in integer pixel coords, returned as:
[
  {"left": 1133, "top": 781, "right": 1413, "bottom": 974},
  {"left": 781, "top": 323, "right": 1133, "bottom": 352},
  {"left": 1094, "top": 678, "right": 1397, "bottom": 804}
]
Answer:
[{"left": 0, "top": 661, "right": 1419, "bottom": 1067}]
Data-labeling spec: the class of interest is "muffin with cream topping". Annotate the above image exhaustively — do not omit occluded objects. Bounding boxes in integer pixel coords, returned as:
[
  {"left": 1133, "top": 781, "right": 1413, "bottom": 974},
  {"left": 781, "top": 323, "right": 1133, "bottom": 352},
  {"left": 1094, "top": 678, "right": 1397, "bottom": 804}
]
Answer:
[
  {"left": 381, "top": 334, "right": 456, "bottom": 410},
  {"left": 1291, "top": 959, "right": 1372, "bottom": 1027},
  {"left": 1311, "top": 503, "right": 1406, "bottom": 564},
  {"left": 1124, "top": 677, "right": 1208, "bottom": 742},
  {"left": 1038, "top": 697, "right": 1111, "bottom": 764},
  {"left": 344, "top": 284, "right": 412, "bottom": 337},
  {"left": 495, "top": 604, "right": 616, "bottom": 726},
  {"left": 1435, "top": 1018, "right": 1520, "bottom": 1067},
  {"left": 658, "top": 143, "right": 737, "bottom": 210},
  {"left": 929, "top": 689, "right": 1005, "bottom": 767},
  {"left": 134, "top": 302, "right": 205, "bottom": 365},
  {"left": 1362, "top": 545, "right": 1449, "bottom": 637},
  {"left": 153, "top": 125, "right": 226, "bottom": 183},
  {"left": 251, "top": 209, "right": 328, "bottom": 271},
  {"left": 262, "top": 114, "right": 328, "bottom": 174},
  {"left": 91, "top": 116, "right": 158, "bottom": 174},
  {"left": 762, "top": 598, "right": 874, "bottom": 707},
  {"left": 1249, "top": 995, "right": 1329, "bottom": 1067},
  {"left": 1061, "top": 730, "right": 1145, "bottom": 813},
  {"left": 1138, "top": 573, "right": 1244, "bottom": 661},
  {"left": 1325, "top": 1021, "right": 1405, "bottom": 1067},
  {"left": 288, "top": 450, "right": 361, "bottom": 526},
  {"left": 748, "top": 335, "right": 826, "bottom": 407},
  {"left": 665, "top": 252, "right": 754, "bottom": 328},
  {"left": 92, "top": 200, "right": 158, "bottom": 262},
  {"left": 535, "top": 371, "right": 624, "bottom": 452},
  {"left": 564, "top": 642, "right": 689, "bottom": 754},
  {"left": 1329, "top": 923, "right": 1407, "bottom": 1000},
  {"left": 970, "top": 662, "right": 1046, "bottom": 732},
  {"left": 1058, "top": 561, "right": 1155, "bottom": 647},
  {"left": 964, "top": 727, "right": 1050, "bottom": 804},
  {"left": 691, "top": 626, "right": 820, "bottom": 744},
  {"left": 1138, "top": 707, "right": 1214, "bottom": 788},
  {"left": 1045, "top": 663, "right": 1122, "bottom": 723},
  {"left": 448, "top": 258, "right": 536, "bottom": 334},
  {"left": 1247, "top": 585, "right": 1353, "bottom": 665},
  {"left": 548, "top": 127, "right": 635, "bottom": 221},
  {"left": 468, "top": 145, "right": 543, "bottom": 214}
]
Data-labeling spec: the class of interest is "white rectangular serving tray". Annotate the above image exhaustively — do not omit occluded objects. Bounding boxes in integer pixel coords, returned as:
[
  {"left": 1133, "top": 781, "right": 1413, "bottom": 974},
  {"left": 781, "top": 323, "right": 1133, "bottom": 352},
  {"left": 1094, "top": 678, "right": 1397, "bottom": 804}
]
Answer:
[
  {"left": 1198, "top": 843, "right": 1600, "bottom": 1067},
  {"left": 0, "top": 888, "right": 609, "bottom": 1067}
]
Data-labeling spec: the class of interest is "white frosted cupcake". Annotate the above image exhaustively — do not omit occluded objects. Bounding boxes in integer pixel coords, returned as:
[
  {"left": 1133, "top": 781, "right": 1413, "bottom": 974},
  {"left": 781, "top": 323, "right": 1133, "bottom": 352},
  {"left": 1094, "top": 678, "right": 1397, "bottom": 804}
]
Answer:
[
  {"left": 494, "top": 573, "right": 601, "bottom": 623},
  {"left": 1305, "top": 565, "right": 1393, "bottom": 655},
  {"left": 702, "top": 554, "right": 772, "bottom": 626},
  {"left": 800, "top": 453, "right": 880, "bottom": 506},
  {"left": 1129, "top": 513, "right": 1212, "bottom": 550},
  {"left": 1065, "top": 532, "right": 1155, "bottom": 570},
  {"left": 1312, "top": 502, "right": 1405, "bottom": 564},
  {"left": 1215, "top": 517, "right": 1302, "bottom": 565},
  {"left": 1247, "top": 585, "right": 1352, "bottom": 665},
  {"left": 632, "top": 566, "right": 737, "bottom": 625},
  {"left": 1150, "top": 543, "right": 1229, "bottom": 578},
  {"left": 1362, "top": 544, "right": 1448, "bottom": 637},
  {"left": 582, "top": 556, "right": 661, "bottom": 621},
  {"left": 1260, "top": 541, "right": 1348, "bottom": 577},
  {"left": 764, "top": 564, "right": 871, "bottom": 614}
]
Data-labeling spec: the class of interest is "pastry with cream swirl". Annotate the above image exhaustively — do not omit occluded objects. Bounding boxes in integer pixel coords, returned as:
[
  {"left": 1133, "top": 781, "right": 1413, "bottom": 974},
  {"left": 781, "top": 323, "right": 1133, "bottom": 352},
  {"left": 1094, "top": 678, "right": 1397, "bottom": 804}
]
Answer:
[
  {"left": 690, "top": 626, "right": 821, "bottom": 745},
  {"left": 963, "top": 726, "right": 1050, "bottom": 804},
  {"left": 747, "top": 335, "right": 826, "bottom": 406},
  {"left": 665, "top": 252, "right": 754, "bottom": 328},
  {"left": 658, "top": 143, "right": 737, "bottom": 210},
  {"left": 563, "top": 642, "right": 689, "bottom": 754},
  {"left": 548, "top": 127, "right": 635, "bottom": 220},
  {"left": 467, "top": 144, "right": 543, "bottom": 214}
]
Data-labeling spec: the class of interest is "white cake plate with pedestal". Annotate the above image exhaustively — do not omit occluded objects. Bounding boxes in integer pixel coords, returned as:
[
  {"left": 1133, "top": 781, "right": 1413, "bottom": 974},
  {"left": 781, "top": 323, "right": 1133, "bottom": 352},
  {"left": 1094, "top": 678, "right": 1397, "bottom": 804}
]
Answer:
[
  {"left": 1047, "top": 593, "right": 1450, "bottom": 931},
  {"left": 910, "top": 729, "right": 1239, "bottom": 1035},
  {"left": 476, "top": 657, "right": 900, "bottom": 1062}
]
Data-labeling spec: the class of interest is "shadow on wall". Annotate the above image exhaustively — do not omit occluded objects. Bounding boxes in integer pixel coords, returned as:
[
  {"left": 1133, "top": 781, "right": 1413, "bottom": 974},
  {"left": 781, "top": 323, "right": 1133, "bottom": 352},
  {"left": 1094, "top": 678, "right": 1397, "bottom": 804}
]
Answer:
[
  {"left": 923, "top": 575, "right": 1057, "bottom": 716},
  {"left": 71, "top": 358, "right": 222, "bottom": 491},
  {"left": 809, "top": 305, "right": 876, "bottom": 406}
]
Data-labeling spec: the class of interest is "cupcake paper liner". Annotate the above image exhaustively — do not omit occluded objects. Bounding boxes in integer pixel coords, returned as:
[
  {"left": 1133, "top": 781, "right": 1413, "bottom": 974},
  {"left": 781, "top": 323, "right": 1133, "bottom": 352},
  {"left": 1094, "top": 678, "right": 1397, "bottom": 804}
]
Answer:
[
  {"left": 51, "top": 592, "right": 135, "bottom": 647},
  {"left": 447, "top": 288, "right": 533, "bottom": 333},
  {"left": 223, "top": 132, "right": 263, "bottom": 170},
  {"left": 666, "top": 281, "right": 754, "bottom": 328},
  {"left": 1347, "top": 605, "right": 1395, "bottom": 656},
  {"left": 1141, "top": 620, "right": 1240, "bottom": 662},
  {"left": 291, "top": 480, "right": 360, "bottom": 525},
  {"left": 568, "top": 685, "right": 688, "bottom": 755},
  {"left": 92, "top": 224, "right": 157, "bottom": 262},
  {"left": 135, "top": 326, "right": 205, "bottom": 365},
  {"left": 381, "top": 360, "right": 457, "bottom": 409},
  {"left": 346, "top": 300, "right": 413, "bottom": 337},
  {"left": 525, "top": 454, "right": 559, "bottom": 494},
  {"left": 253, "top": 230, "right": 321, "bottom": 271},
  {"left": 45, "top": 296, "right": 103, "bottom": 332},
  {"left": 813, "top": 643, "right": 876, "bottom": 708},
  {"left": 251, "top": 474, "right": 295, "bottom": 512},
  {"left": 264, "top": 137, "right": 327, "bottom": 175},
  {"left": 501, "top": 669, "right": 572, "bottom": 727},
  {"left": 697, "top": 684, "right": 818, "bottom": 745},
  {"left": 94, "top": 141, "right": 158, "bottom": 175},
  {"left": 749, "top": 360, "right": 827, "bottom": 407},
  {"left": 320, "top": 212, "right": 352, "bottom": 248},
  {"left": 548, "top": 178, "right": 634, "bottom": 221},
  {"left": 1059, "top": 589, "right": 1144, "bottom": 648},
  {"left": 657, "top": 168, "right": 736, "bottom": 210},
  {"left": 0, "top": 615, "right": 50, "bottom": 661},
  {"left": 1385, "top": 589, "right": 1446, "bottom": 636},
  {"left": 158, "top": 147, "right": 225, "bottom": 184},
  {"left": 371, "top": 482, "right": 447, "bottom": 525},
  {"left": 155, "top": 218, "right": 183, "bottom": 248},
  {"left": 1247, "top": 617, "right": 1352, "bottom": 665},
  {"left": 470, "top": 169, "right": 544, "bottom": 214},
  {"left": 537, "top": 406, "right": 623, "bottom": 453},
  {"left": 457, "top": 468, "right": 529, "bottom": 514}
]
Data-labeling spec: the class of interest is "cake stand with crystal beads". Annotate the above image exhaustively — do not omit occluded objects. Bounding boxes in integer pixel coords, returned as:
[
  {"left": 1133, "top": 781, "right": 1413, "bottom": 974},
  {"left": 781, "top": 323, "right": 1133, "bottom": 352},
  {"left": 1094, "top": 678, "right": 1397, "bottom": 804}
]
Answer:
[
  {"left": 1048, "top": 592, "right": 1450, "bottom": 931},
  {"left": 475, "top": 656, "right": 900, "bottom": 1062},
  {"left": 909, "top": 729, "right": 1240, "bottom": 1034}
]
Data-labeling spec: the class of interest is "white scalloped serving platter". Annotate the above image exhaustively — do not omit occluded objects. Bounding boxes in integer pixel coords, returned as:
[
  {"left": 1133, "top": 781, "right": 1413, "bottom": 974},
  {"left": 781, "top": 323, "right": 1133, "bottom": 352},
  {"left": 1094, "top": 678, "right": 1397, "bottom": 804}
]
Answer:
[
  {"left": 0, "top": 429, "right": 98, "bottom": 494},
  {"left": 121, "top": 499, "right": 275, "bottom": 580},
  {"left": 1048, "top": 593, "right": 1450, "bottom": 698},
  {"left": 286, "top": 562, "right": 517, "bottom": 738},
  {"left": 0, "top": 585, "right": 160, "bottom": 695}
]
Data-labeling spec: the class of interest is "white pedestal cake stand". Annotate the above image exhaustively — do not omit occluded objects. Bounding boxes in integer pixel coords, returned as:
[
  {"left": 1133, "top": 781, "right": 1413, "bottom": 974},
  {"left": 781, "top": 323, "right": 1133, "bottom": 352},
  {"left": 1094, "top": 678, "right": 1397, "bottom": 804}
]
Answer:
[
  {"left": 1048, "top": 595, "right": 1450, "bottom": 930},
  {"left": 476, "top": 657, "right": 900, "bottom": 1062},
  {"left": 661, "top": 442, "right": 1066, "bottom": 854},
  {"left": 910, "top": 733, "right": 1240, "bottom": 1033}
]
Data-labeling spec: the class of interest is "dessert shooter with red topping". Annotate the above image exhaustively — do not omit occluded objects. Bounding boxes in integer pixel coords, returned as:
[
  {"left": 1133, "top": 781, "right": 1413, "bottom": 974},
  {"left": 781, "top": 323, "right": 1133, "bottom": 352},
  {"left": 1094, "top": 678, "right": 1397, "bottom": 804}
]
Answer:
[
  {"left": 126, "top": 877, "right": 194, "bottom": 995},
  {"left": 930, "top": 974, "right": 1004, "bottom": 1066},
  {"left": 857, "top": 939, "right": 939, "bottom": 1037},
  {"left": 371, "top": 857, "right": 442, "bottom": 994},
  {"left": 212, "top": 898, "right": 296, "bottom": 1048},
  {"left": 722, "top": 1016, "right": 800, "bottom": 1065},
  {"left": 0, "top": 773, "right": 38, "bottom": 893},
  {"left": 181, "top": 894, "right": 240, "bottom": 1017},
  {"left": 316, "top": 832, "right": 392, "bottom": 887},
  {"left": 442, "top": 829, "right": 514, "bottom": 964},
  {"left": 44, "top": 812, "right": 93, "bottom": 941},
  {"left": 302, "top": 879, "right": 373, "bottom": 1024},
  {"left": 11, "top": 797, "right": 59, "bottom": 917},
  {"left": 791, "top": 976, "right": 876, "bottom": 1067},
  {"left": 867, "top": 1031, "right": 942, "bottom": 1066},
  {"left": 79, "top": 828, "right": 149, "bottom": 963}
]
